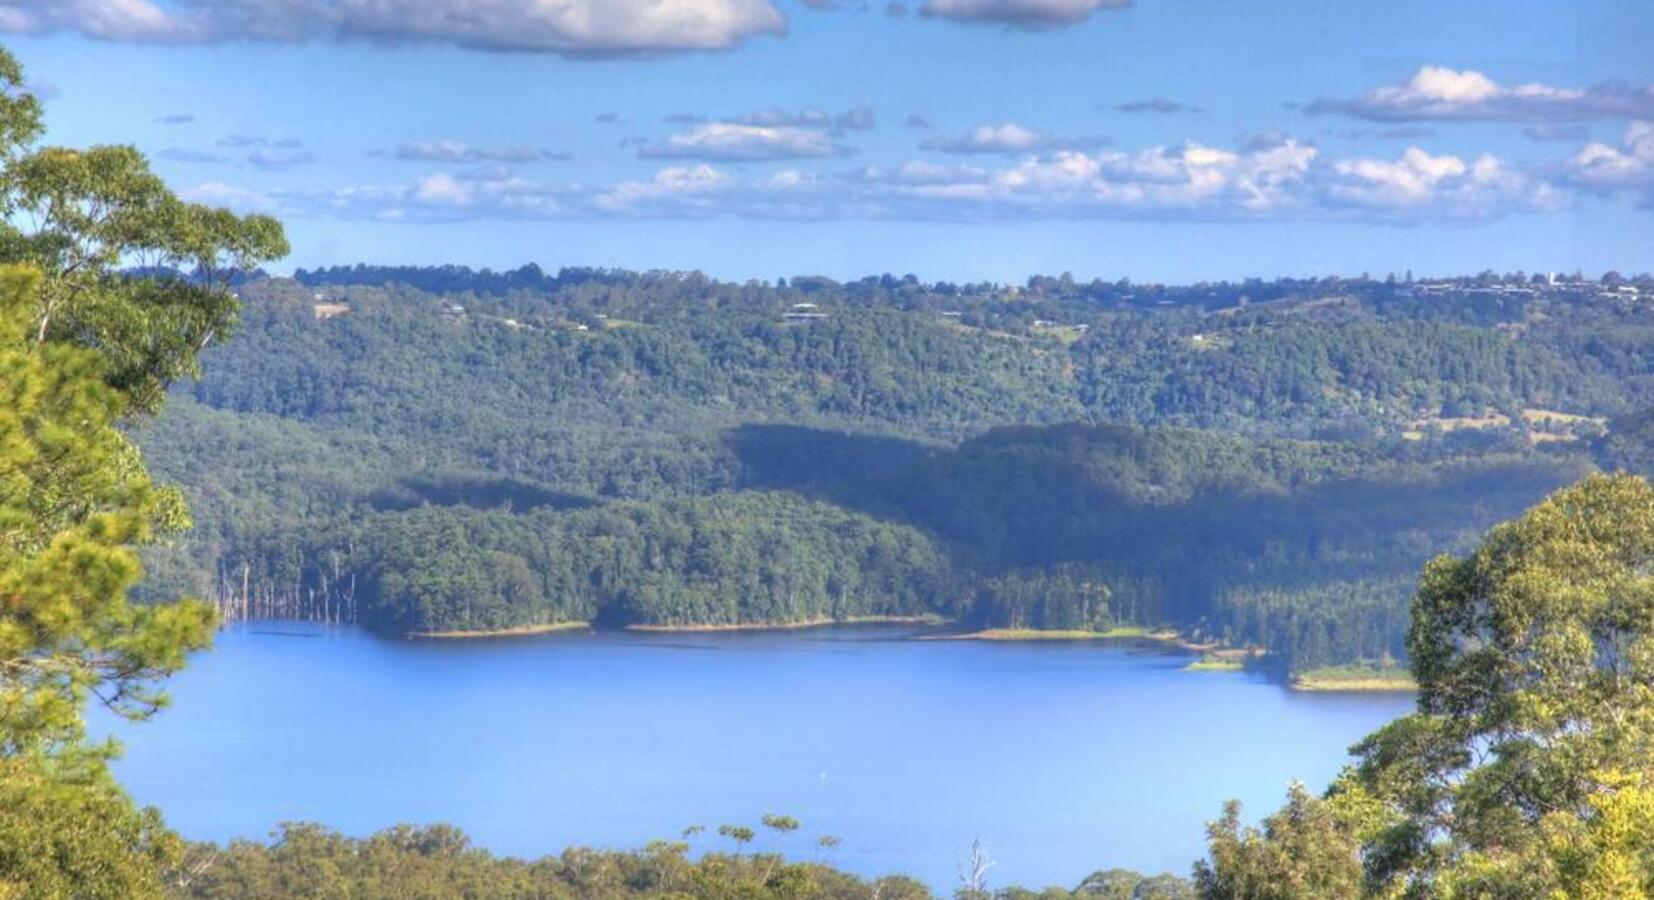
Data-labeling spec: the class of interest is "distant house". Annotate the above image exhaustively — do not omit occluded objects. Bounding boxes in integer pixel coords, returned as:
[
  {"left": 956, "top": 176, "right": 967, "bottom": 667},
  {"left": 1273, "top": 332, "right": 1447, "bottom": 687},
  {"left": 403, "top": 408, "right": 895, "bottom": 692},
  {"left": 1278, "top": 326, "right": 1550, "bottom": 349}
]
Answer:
[
  {"left": 440, "top": 303, "right": 466, "bottom": 318},
  {"left": 783, "top": 302, "right": 828, "bottom": 323},
  {"left": 312, "top": 302, "right": 350, "bottom": 320}
]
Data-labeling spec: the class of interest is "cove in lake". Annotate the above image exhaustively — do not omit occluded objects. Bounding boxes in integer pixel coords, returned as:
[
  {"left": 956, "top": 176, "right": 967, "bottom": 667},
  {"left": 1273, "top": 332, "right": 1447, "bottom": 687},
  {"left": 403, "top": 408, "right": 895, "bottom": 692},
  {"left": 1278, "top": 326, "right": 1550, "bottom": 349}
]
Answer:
[{"left": 94, "top": 624, "right": 1412, "bottom": 889}]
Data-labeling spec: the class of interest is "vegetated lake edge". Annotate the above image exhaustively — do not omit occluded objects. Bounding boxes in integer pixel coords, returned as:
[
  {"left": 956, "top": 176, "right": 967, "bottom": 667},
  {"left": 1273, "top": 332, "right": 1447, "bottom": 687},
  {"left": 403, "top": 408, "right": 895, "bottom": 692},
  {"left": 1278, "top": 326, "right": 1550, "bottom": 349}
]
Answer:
[
  {"left": 138, "top": 265, "right": 1652, "bottom": 699},
  {"left": 392, "top": 614, "right": 1416, "bottom": 692}
]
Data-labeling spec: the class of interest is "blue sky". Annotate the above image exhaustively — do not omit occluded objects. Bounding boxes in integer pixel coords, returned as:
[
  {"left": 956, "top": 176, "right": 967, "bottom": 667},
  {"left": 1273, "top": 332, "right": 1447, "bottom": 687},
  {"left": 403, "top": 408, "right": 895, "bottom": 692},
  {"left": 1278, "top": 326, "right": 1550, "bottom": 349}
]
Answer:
[{"left": 4, "top": 0, "right": 1651, "bottom": 282}]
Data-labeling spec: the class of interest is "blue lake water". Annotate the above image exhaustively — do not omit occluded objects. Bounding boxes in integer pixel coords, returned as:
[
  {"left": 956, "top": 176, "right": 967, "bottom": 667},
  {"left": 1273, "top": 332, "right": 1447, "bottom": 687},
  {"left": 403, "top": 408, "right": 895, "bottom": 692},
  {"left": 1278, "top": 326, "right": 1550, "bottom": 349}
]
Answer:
[{"left": 95, "top": 624, "right": 1412, "bottom": 889}]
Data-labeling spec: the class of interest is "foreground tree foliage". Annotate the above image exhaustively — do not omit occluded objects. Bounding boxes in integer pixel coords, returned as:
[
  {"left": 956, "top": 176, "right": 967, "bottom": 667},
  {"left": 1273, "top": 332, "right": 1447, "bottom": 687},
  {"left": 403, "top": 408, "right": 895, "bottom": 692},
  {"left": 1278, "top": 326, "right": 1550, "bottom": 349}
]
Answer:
[
  {"left": 167, "top": 822, "right": 1190, "bottom": 900},
  {"left": 1197, "top": 473, "right": 1654, "bottom": 898},
  {"left": 0, "top": 45, "right": 287, "bottom": 898}
]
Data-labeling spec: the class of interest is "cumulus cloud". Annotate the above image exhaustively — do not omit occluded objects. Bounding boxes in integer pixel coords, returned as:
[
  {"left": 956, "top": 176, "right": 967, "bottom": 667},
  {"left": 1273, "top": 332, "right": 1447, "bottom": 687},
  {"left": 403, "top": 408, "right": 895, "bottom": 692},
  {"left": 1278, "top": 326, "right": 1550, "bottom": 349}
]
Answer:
[
  {"left": 1323, "top": 147, "right": 1556, "bottom": 220},
  {"left": 178, "top": 181, "right": 284, "bottom": 214},
  {"left": 1308, "top": 66, "right": 1654, "bottom": 122},
  {"left": 640, "top": 122, "right": 853, "bottom": 161},
  {"left": 258, "top": 136, "right": 1578, "bottom": 226},
  {"left": 0, "top": 0, "right": 787, "bottom": 56},
  {"left": 875, "top": 140, "right": 1556, "bottom": 222},
  {"left": 317, "top": 169, "right": 578, "bottom": 222},
  {"left": 645, "top": 107, "right": 872, "bottom": 161},
  {"left": 593, "top": 165, "right": 733, "bottom": 214},
  {"left": 1563, "top": 122, "right": 1654, "bottom": 203},
  {"left": 921, "top": 122, "right": 1110, "bottom": 154},
  {"left": 393, "top": 140, "right": 570, "bottom": 163},
  {"left": 919, "top": 0, "right": 1130, "bottom": 27},
  {"left": 1112, "top": 98, "right": 1201, "bottom": 114}
]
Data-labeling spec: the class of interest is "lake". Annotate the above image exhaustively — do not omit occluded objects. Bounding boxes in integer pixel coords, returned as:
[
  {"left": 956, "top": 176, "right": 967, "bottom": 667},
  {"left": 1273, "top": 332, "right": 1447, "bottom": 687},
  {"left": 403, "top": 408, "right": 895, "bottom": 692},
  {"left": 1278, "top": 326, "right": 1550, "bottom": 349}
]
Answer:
[{"left": 95, "top": 624, "right": 1412, "bottom": 890}]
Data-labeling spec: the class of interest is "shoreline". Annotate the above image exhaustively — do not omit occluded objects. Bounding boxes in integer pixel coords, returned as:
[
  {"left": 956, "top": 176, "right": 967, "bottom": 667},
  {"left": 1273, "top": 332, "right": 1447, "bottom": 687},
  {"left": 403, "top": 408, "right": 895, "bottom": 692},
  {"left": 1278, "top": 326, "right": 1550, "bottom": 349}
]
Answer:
[
  {"left": 409, "top": 622, "right": 592, "bottom": 640},
  {"left": 931, "top": 626, "right": 1209, "bottom": 651},
  {"left": 623, "top": 615, "right": 948, "bottom": 634},
  {"left": 1289, "top": 666, "right": 1417, "bottom": 693},
  {"left": 390, "top": 620, "right": 1413, "bottom": 693}
]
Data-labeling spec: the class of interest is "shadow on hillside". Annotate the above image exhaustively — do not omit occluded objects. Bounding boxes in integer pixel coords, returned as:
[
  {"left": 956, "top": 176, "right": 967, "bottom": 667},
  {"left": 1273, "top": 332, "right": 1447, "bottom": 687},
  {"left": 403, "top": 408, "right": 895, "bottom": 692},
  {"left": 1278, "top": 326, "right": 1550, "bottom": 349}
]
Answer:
[
  {"left": 368, "top": 473, "right": 598, "bottom": 513},
  {"left": 722, "top": 423, "right": 936, "bottom": 512}
]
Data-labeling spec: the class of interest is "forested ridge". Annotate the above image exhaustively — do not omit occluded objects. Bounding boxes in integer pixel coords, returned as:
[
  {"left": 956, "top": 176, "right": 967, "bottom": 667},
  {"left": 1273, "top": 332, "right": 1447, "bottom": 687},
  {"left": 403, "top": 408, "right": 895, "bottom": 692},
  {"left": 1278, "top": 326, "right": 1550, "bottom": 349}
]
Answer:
[{"left": 134, "top": 265, "right": 1652, "bottom": 674}]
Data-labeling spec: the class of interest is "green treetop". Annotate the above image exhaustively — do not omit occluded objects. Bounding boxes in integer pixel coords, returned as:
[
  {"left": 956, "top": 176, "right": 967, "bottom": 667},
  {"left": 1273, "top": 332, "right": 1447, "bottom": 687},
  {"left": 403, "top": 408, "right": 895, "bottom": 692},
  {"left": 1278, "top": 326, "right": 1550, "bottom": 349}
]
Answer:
[
  {"left": 1197, "top": 473, "right": 1654, "bottom": 898},
  {"left": 0, "top": 41, "right": 287, "bottom": 898}
]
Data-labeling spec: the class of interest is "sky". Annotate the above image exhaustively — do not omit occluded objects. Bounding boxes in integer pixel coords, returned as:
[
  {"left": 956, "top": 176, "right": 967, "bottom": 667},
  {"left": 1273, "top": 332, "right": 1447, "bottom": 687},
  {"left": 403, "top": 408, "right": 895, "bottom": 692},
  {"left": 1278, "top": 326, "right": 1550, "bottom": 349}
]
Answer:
[{"left": 2, "top": 0, "right": 1651, "bottom": 283}]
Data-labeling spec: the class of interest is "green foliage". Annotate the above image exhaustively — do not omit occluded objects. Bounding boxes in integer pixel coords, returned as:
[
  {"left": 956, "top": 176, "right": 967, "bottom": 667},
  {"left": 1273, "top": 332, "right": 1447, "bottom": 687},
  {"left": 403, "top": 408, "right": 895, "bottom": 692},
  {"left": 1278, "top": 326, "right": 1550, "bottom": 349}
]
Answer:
[
  {"left": 1350, "top": 473, "right": 1654, "bottom": 894},
  {"left": 1197, "top": 474, "right": 1654, "bottom": 898},
  {"left": 164, "top": 821, "right": 1191, "bottom": 900},
  {"left": 139, "top": 264, "right": 1647, "bottom": 670},
  {"left": 0, "top": 43, "right": 288, "bottom": 898},
  {"left": 0, "top": 263, "right": 214, "bottom": 757},
  {"left": 0, "top": 137, "right": 286, "bottom": 415},
  {"left": 0, "top": 756, "right": 183, "bottom": 900},
  {"left": 1193, "top": 784, "right": 1370, "bottom": 900}
]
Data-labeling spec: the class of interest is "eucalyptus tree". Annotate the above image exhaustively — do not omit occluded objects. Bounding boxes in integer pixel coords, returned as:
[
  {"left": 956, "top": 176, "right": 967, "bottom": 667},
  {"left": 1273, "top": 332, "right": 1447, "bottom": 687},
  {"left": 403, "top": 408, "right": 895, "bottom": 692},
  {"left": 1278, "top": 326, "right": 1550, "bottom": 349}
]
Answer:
[
  {"left": 1196, "top": 474, "right": 1654, "bottom": 898},
  {"left": 0, "top": 42, "right": 287, "bottom": 898}
]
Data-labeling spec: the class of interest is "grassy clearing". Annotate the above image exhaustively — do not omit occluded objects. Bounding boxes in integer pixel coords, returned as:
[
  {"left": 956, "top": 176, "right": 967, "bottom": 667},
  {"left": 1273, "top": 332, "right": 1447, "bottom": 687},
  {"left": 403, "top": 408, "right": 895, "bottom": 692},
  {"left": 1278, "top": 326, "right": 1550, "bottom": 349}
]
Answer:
[
  {"left": 410, "top": 621, "right": 591, "bottom": 639},
  {"left": 956, "top": 625, "right": 1185, "bottom": 643},
  {"left": 1292, "top": 664, "right": 1417, "bottom": 693},
  {"left": 625, "top": 615, "right": 947, "bottom": 633}
]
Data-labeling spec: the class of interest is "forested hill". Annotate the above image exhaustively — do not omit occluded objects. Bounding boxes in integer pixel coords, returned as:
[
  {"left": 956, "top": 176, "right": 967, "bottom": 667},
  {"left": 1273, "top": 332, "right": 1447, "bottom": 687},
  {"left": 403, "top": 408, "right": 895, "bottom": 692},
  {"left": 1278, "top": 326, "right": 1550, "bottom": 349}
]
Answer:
[{"left": 137, "top": 265, "right": 1654, "bottom": 673}]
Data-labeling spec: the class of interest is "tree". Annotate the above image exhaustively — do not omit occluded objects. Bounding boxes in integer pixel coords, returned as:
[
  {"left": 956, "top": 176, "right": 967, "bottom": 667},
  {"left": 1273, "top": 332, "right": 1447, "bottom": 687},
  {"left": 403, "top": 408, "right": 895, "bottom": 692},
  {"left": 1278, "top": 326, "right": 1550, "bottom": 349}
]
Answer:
[
  {"left": 718, "top": 824, "right": 755, "bottom": 856},
  {"left": 1351, "top": 472, "right": 1654, "bottom": 894},
  {"left": 1197, "top": 474, "right": 1654, "bottom": 898},
  {"left": 0, "top": 264, "right": 215, "bottom": 760},
  {"left": 0, "top": 50, "right": 286, "bottom": 415},
  {"left": 0, "top": 756, "right": 185, "bottom": 900},
  {"left": 0, "top": 261, "right": 210, "bottom": 898},
  {"left": 1193, "top": 783, "right": 1366, "bottom": 900},
  {"left": 0, "top": 42, "right": 287, "bottom": 898}
]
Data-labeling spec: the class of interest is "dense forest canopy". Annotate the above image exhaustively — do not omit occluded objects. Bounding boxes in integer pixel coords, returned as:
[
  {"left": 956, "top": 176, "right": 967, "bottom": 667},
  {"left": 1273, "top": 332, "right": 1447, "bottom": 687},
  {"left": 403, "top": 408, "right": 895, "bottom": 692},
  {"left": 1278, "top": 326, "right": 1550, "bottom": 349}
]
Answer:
[{"left": 134, "top": 263, "right": 1653, "bottom": 674}]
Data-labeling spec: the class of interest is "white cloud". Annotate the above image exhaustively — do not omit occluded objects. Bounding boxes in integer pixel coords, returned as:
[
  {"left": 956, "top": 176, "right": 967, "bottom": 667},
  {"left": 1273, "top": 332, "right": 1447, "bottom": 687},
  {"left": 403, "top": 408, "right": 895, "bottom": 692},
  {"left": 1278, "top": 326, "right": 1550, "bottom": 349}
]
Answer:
[
  {"left": 1325, "top": 147, "right": 1555, "bottom": 219},
  {"left": 919, "top": 0, "right": 1130, "bottom": 27},
  {"left": 314, "top": 168, "right": 577, "bottom": 222},
  {"left": 640, "top": 123, "right": 852, "bottom": 161},
  {"left": 593, "top": 165, "right": 733, "bottom": 214},
  {"left": 1309, "top": 66, "right": 1654, "bottom": 122},
  {"left": 394, "top": 140, "right": 569, "bottom": 164},
  {"left": 262, "top": 136, "right": 1577, "bottom": 226},
  {"left": 0, "top": 0, "right": 787, "bottom": 55},
  {"left": 921, "top": 122, "right": 1110, "bottom": 154},
  {"left": 178, "top": 181, "right": 283, "bottom": 214},
  {"left": 1564, "top": 122, "right": 1654, "bottom": 202}
]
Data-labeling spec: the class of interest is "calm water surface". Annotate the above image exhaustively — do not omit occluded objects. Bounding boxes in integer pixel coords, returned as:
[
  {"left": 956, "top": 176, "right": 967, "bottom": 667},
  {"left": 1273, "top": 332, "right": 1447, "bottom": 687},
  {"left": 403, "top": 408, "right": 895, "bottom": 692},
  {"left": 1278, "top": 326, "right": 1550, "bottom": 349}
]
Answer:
[{"left": 96, "top": 624, "right": 1411, "bottom": 889}]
